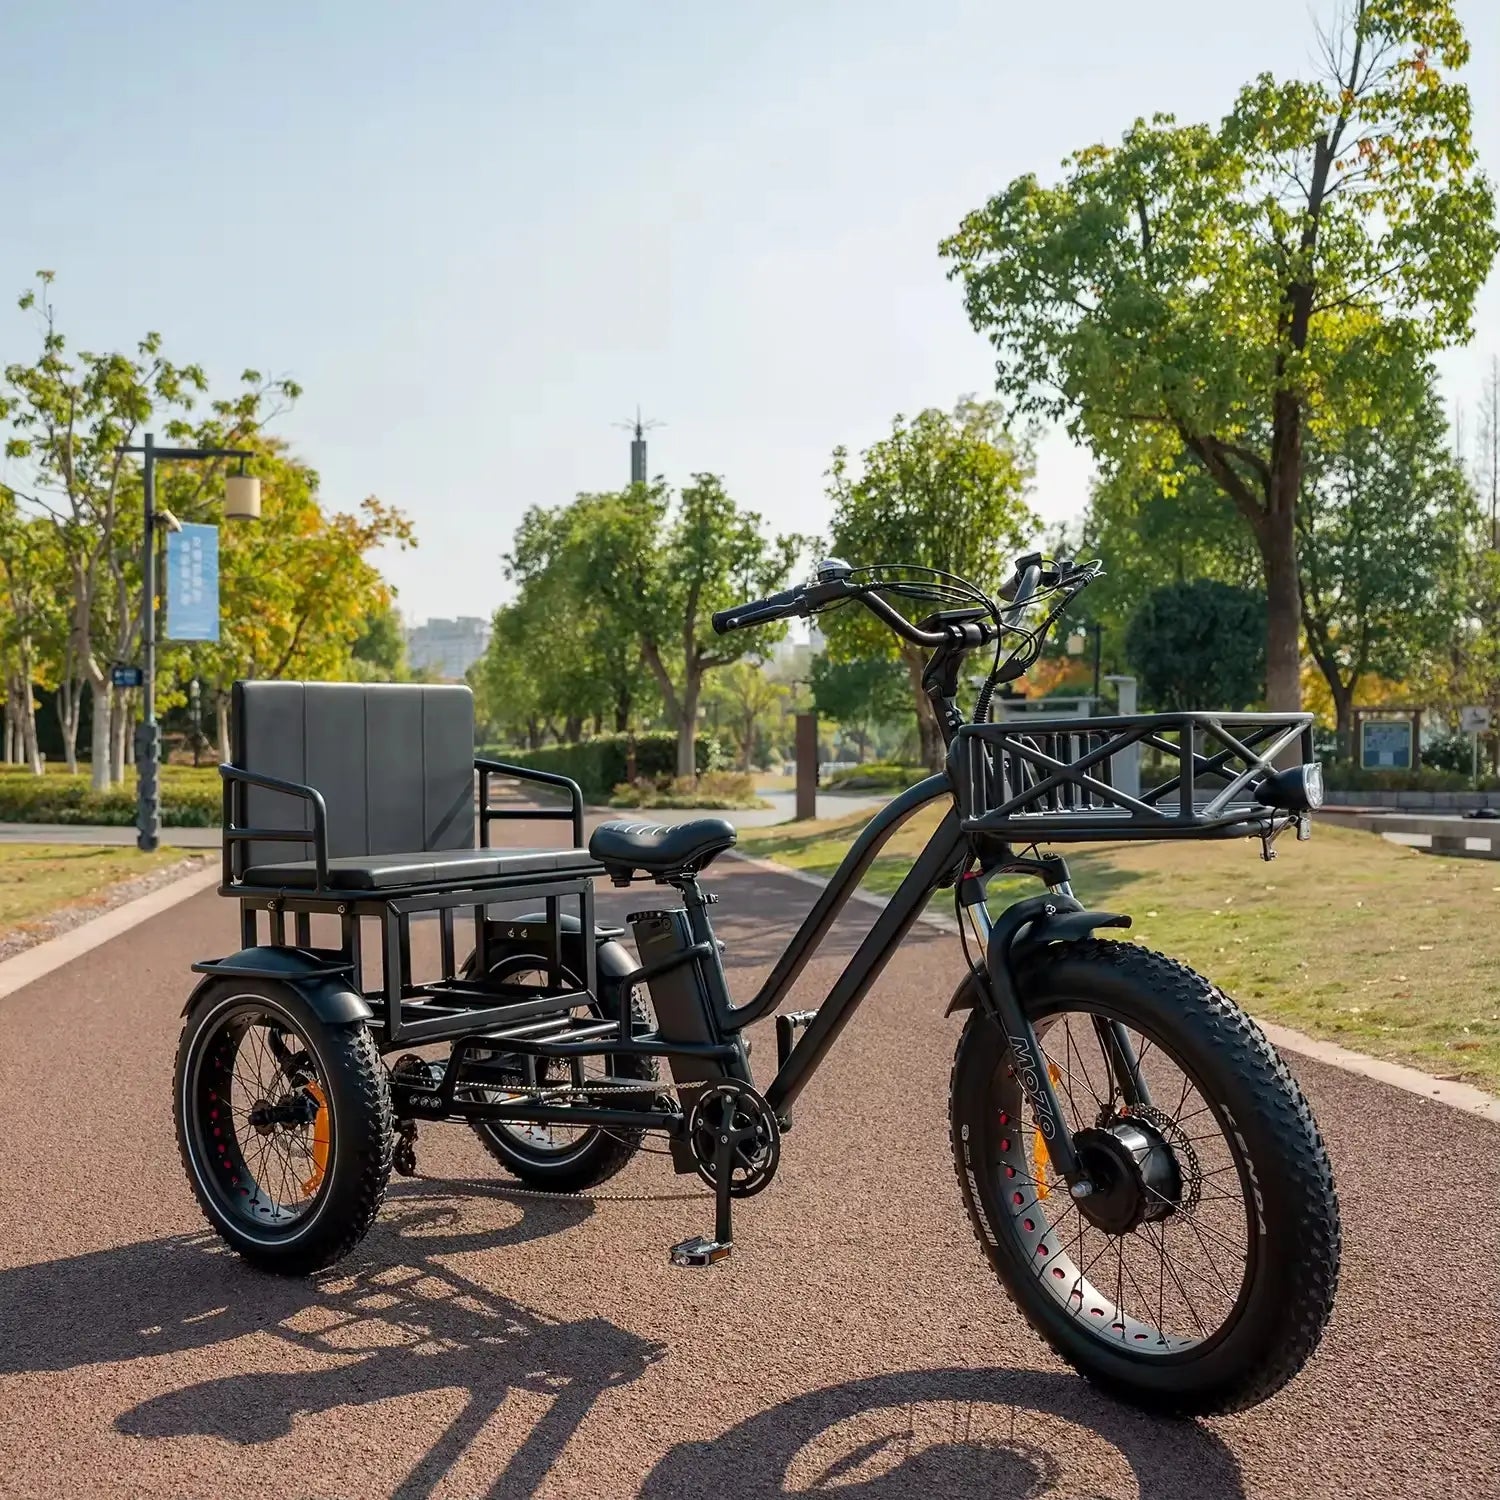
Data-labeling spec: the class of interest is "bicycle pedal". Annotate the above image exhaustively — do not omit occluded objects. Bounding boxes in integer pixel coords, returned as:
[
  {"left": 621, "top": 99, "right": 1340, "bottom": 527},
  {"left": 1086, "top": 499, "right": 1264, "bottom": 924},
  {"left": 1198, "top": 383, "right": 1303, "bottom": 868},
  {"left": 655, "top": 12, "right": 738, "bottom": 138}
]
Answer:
[{"left": 668, "top": 1235, "right": 732, "bottom": 1267}]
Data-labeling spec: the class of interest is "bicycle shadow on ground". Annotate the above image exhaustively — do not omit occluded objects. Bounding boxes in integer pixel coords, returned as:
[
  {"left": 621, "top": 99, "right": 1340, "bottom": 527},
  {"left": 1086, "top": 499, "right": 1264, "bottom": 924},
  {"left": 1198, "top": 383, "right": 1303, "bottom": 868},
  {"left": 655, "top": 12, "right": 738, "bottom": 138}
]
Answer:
[
  {"left": 639, "top": 1366, "right": 1246, "bottom": 1500},
  {"left": 0, "top": 1182, "right": 662, "bottom": 1500}
]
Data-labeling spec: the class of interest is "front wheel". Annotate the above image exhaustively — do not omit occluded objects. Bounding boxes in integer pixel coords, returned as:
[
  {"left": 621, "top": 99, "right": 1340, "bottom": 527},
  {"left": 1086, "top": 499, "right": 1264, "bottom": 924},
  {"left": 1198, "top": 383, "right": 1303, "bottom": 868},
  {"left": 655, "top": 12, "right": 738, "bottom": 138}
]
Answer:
[{"left": 949, "top": 939, "right": 1339, "bottom": 1415}]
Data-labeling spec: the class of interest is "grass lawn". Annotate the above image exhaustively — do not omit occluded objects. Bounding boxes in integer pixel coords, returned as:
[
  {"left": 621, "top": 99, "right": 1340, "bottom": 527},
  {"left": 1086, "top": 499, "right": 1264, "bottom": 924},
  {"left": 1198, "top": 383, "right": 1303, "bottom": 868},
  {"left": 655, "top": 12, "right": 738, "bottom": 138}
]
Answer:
[
  {"left": 0, "top": 844, "right": 198, "bottom": 945},
  {"left": 739, "top": 808, "right": 1500, "bottom": 1094}
]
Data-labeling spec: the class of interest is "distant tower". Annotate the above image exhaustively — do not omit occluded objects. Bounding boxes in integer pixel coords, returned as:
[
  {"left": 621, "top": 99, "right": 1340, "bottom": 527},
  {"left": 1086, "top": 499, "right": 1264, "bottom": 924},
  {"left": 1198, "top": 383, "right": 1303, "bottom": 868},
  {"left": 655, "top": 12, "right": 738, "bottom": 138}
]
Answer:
[{"left": 616, "top": 407, "right": 663, "bottom": 486}]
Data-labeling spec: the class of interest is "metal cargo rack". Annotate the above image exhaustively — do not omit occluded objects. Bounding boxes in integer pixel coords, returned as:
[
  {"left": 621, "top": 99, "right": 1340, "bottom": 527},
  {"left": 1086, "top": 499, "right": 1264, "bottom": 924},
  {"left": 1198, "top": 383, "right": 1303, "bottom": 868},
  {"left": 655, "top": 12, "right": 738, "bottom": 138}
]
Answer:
[{"left": 950, "top": 711, "right": 1315, "bottom": 843}]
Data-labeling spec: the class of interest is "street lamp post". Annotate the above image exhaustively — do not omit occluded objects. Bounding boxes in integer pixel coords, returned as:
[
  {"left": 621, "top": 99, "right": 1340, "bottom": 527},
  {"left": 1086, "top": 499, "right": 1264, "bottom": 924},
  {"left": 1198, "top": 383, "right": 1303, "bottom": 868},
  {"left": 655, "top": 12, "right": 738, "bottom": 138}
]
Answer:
[{"left": 117, "top": 432, "right": 259, "bottom": 852}]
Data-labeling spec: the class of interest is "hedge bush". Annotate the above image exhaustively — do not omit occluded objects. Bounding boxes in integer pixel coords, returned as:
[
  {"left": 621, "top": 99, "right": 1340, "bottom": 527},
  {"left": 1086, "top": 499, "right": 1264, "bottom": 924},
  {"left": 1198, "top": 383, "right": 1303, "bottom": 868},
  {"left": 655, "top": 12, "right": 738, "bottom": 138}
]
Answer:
[
  {"left": 481, "top": 733, "right": 714, "bottom": 800},
  {"left": 1321, "top": 762, "right": 1500, "bottom": 793},
  {"left": 608, "top": 771, "right": 765, "bottom": 810},
  {"left": 0, "top": 767, "right": 221, "bottom": 826},
  {"left": 824, "top": 762, "right": 927, "bottom": 791}
]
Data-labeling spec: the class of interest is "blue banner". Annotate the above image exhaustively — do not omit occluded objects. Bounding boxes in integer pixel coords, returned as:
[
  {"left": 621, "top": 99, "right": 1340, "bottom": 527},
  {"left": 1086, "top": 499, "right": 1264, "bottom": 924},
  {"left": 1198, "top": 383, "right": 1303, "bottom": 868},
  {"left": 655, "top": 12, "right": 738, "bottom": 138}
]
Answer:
[{"left": 165, "top": 523, "right": 220, "bottom": 642}]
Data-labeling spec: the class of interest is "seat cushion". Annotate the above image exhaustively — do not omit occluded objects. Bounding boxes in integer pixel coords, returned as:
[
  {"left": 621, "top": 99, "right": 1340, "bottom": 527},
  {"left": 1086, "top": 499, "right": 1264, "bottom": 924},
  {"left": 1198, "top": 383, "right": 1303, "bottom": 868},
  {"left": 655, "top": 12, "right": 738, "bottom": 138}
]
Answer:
[
  {"left": 242, "top": 847, "right": 601, "bottom": 892},
  {"left": 588, "top": 818, "right": 737, "bottom": 879}
]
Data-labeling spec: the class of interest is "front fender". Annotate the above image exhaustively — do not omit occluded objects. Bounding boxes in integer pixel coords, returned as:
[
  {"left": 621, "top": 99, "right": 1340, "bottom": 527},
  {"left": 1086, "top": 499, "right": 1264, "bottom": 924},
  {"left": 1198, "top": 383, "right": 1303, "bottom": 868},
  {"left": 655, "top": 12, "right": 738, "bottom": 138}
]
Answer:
[
  {"left": 184, "top": 947, "right": 373, "bottom": 1025},
  {"left": 944, "top": 906, "right": 1132, "bottom": 1014}
]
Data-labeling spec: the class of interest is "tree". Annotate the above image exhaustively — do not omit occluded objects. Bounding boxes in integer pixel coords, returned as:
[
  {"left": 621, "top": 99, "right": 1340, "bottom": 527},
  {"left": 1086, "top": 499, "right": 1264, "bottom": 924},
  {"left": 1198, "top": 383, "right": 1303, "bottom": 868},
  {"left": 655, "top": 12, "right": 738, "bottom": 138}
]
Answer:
[
  {"left": 351, "top": 603, "right": 407, "bottom": 678},
  {"left": 1125, "top": 581, "right": 1267, "bottom": 712},
  {"left": 810, "top": 654, "right": 909, "bottom": 762},
  {"left": 1298, "top": 377, "right": 1474, "bottom": 755},
  {"left": 1476, "top": 353, "right": 1500, "bottom": 545},
  {"left": 634, "top": 475, "right": 802, "bottom": 778},
  {"left": 473, "top": 604, "right": 547, "bottom": 748},
  {"left": 1, "top": 273, "right": 305, "bottom": 784},
  {"left": 161, "top": 434, "right": 414, "bottom": 757},
  {"left": 703, "top": 661, "right": 788, "bottom": 770},
  {"left": 0, "top": 492, "right": 65, "bottom": 771},
  {"left": 942, "top": 1, "right": 1498, "bottom": 712},
  {"left": 505, "top": 490, "right": 658, "bottom": 737},
  {"left": 1082, "top": 465, "right": 1261, "bottom": 632},
  {"left": 824, "top": 401, "right": 1036, "bottom": 768}
]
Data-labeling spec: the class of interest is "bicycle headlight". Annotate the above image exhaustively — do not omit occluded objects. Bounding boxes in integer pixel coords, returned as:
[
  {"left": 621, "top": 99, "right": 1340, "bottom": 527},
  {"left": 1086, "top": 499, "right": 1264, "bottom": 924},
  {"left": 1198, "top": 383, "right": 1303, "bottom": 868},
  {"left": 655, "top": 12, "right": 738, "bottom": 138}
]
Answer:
[{"left": 1253, "top": 762, "right": 1324, "bottom": 813}]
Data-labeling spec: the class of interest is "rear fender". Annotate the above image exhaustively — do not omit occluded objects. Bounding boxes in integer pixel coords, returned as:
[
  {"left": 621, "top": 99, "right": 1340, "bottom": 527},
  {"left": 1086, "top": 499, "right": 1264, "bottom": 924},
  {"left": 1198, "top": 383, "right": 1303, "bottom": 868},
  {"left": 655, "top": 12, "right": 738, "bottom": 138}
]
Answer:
[{"left": 184, "top": 946, "right": 373, "bottom": 1025}]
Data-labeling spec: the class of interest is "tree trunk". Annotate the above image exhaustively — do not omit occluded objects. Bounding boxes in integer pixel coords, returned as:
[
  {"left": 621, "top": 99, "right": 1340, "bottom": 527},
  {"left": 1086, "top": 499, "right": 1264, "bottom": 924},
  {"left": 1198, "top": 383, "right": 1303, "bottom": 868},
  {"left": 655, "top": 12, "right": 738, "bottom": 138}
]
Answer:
[
  {"left": 1331, "top": 682, "right": 1354, "bottom": 763},
  {"left": 88, "top": 677, "right": 111, "bottom": 792},
  {"left": 59, "top": 676, "right": 80, "bottom": 774},
  {"left": 678, "top": 670, "right": 700, "bottom": 780},
  {"left": 901, "top": 648, "right": 942, "bottom": 771},
  {"left": 613, "top": 684, "right": 631, "bottom": 734},
  {"left": 217, "top": 694, "right": 232, "bottom": 762},
  {"left": 1258, "top": 506, "right": 1302, "bottom": 714},
  {"left": 17, "top": 662, "right": 42, "bottom": 774},
  {"left": 110, "top": 687, "right": 129, "bottom": 784},
  {"left": 740, "top": 712, "right": 755, "bottom": 771}
]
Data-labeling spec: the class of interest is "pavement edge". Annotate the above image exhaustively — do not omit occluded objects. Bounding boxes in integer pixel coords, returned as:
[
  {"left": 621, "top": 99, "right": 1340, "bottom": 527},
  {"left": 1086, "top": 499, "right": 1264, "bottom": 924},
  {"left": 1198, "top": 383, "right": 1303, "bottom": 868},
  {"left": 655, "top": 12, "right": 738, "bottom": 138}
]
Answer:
[{"left": 0, "top": 858, "right": 220, "bottom": 1003}]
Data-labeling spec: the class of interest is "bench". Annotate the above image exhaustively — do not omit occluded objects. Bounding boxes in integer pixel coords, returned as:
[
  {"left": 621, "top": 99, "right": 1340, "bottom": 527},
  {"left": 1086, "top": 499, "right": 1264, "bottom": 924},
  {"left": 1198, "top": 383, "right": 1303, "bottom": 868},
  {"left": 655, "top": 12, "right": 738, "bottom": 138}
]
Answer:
[{"left": 214, "top": 679, "right": 601, "bottom": 1044}]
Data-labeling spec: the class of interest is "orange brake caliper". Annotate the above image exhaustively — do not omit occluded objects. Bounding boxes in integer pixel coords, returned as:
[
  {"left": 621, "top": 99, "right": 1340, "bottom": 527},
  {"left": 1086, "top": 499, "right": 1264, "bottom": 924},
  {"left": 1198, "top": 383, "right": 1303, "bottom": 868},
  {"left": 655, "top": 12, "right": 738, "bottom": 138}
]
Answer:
[{"left": 301, "top": 1081, "right": 331, "bottom": 1196}]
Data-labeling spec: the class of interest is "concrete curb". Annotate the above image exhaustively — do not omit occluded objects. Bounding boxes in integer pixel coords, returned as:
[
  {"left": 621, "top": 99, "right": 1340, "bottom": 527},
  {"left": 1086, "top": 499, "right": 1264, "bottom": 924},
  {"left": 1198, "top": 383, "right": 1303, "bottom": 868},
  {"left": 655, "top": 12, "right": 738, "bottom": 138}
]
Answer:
[
  {"left": 724, "top": 849, "right": 1500, "bottom": 1125},
  {"left": 0, "top": 859, "right": 220, "bottom": 1003}
]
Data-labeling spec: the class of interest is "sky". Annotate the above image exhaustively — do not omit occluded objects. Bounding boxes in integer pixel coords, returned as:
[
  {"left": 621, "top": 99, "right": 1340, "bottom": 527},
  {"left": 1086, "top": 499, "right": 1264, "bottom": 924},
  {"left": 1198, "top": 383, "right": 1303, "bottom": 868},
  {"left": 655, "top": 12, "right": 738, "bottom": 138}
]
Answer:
[{"left": 3, "top": 0, "right": 1498, "bottom": 626}]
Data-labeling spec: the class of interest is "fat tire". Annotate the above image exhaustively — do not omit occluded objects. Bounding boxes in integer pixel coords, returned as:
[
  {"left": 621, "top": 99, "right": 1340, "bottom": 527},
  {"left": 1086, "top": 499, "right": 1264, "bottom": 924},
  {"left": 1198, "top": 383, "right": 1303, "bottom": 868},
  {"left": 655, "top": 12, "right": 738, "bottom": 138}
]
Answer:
[
  {"left": 949, "top": 938, "right": 1339, "bottom": 1416},
  {"left": 468, "top": 962, "right": 658, "bottom": 1194},
  {"left": 174, "top": 979, "right": 393, "bottom": 1276}
]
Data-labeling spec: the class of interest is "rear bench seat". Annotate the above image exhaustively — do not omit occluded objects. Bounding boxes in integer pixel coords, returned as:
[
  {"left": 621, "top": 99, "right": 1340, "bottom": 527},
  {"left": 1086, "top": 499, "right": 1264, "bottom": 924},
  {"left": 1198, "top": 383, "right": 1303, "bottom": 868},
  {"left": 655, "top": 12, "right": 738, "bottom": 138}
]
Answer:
[{"left": 226, "top": 680, "right": 599, "bottom": 894}]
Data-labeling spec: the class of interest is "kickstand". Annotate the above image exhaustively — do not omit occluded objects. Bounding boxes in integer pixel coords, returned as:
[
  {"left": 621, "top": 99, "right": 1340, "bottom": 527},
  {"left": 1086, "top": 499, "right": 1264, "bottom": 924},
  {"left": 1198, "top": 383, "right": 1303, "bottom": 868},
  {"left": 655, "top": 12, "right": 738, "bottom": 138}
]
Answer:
[{"left": 669, "top": 1101, "right": 737, "bottom": 1267}]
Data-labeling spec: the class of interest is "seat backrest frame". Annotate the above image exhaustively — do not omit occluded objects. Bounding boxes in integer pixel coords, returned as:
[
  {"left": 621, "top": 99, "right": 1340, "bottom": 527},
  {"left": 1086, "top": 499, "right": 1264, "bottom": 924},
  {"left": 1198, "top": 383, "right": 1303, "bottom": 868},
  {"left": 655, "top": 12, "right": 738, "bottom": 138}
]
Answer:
[{"left": 229, "top": 680, "right": 476, "bottom": 874}]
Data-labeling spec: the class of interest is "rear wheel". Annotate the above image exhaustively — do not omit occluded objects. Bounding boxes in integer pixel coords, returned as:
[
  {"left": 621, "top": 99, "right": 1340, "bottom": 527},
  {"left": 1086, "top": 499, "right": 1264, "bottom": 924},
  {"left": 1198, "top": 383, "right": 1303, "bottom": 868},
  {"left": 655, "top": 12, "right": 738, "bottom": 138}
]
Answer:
[
  {"left": 174, "top": 979, "right": 392, "bottom": 1275},
  {"left": 950, "top": 939, "right": 1339, "bottom": 1415},
  {"left": 464, "top": 956, "right": 659, "bottom": 1193}
]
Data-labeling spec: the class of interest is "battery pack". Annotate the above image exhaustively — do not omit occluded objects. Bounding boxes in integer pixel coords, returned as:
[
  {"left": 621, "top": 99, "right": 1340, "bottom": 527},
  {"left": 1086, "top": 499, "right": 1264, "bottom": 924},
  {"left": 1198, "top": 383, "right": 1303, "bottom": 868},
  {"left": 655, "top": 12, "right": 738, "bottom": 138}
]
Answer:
[{"left": 630, "top": 907, "right": 731, "bottom": 1171}]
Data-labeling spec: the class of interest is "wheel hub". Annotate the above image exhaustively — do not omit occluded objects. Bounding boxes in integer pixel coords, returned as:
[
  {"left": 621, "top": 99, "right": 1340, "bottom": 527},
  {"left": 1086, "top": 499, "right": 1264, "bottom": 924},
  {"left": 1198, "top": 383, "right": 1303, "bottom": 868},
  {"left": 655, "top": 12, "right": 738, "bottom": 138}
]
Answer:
[{"left": 1072, "top": 1119, "right": 1182, "bottom": 1234}]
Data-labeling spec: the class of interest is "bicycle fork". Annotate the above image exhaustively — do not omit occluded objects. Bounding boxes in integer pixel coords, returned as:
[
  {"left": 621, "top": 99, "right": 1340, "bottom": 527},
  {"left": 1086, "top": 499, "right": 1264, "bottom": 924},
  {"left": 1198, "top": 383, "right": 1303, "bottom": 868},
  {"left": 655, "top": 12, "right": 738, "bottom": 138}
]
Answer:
[{"left": 957, "top": 875, "right": 1147, "bottom": 1195}]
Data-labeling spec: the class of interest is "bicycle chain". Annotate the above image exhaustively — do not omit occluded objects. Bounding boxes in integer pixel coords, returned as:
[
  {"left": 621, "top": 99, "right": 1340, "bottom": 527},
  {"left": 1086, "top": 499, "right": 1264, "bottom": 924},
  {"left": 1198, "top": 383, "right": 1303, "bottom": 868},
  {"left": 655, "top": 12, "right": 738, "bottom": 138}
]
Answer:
[{"left": 386, "top": 1064, "right": 725, "bottom": 1204}]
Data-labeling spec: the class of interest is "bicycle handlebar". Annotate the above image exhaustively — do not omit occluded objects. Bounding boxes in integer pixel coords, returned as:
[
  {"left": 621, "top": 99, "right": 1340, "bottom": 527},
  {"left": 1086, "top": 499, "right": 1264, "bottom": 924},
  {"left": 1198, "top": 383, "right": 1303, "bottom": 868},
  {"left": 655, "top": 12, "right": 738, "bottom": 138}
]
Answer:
[{"left": 711, "top": 552, "right": 1094, "bottom": 649}]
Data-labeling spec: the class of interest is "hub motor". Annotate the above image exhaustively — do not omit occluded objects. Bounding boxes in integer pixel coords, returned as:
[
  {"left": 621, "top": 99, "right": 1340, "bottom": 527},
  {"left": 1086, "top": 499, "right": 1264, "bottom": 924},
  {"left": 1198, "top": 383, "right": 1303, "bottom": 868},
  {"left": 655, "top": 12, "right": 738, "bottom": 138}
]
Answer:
[{"left": 1071, "top": 1117, "right": 1183, "bottom": 1234}]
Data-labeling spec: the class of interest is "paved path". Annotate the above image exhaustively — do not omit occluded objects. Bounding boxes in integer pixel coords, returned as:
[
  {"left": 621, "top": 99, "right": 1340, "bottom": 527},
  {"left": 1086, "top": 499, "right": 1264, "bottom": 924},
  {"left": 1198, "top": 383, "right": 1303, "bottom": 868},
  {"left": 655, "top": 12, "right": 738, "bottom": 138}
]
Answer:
[{"left": 1, "top": 830, "right": 1496, "bottom": 1498}]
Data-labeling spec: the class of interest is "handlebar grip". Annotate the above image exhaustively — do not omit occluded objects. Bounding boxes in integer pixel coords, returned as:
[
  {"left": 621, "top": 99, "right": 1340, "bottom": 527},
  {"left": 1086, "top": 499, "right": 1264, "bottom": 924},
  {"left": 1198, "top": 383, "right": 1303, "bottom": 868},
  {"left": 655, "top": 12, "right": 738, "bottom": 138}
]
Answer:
[{"left": 711, "top": 585, "right": 805, "bottom": 635}]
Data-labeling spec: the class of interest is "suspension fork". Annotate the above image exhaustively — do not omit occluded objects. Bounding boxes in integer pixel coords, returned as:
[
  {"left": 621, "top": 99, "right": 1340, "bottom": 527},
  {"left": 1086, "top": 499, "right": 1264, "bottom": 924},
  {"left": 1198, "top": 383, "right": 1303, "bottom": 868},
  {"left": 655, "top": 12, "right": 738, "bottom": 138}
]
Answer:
[
  {"left": 960, "top": 880, "right": 1088, "bottom": 1186},
  {"left": 960, "top": 878, "right": 1147, "bottom": 1195}
]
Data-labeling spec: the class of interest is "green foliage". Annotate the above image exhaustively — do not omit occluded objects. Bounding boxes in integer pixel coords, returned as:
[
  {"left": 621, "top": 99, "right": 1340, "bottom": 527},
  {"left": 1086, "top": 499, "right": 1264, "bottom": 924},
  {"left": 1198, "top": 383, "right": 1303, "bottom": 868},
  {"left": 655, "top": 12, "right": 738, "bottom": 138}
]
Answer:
[
  {"left": 1124, "top": 580, "right": 1267, "bottom": 711},
  {"left": 607, "top": 770, "right": 764, "bottom": 810},
  {"left": 810, "top": 655, "right": 909, "bottom": 761},
  {"left": 702, "top": 661, "right": 790, "bottom": 771},
  {"left": 350, "top": 603, "right": 407, "bottom": 677},
  {"left": 942, "top": 1, "right": 1498, "bottom": 712},
  {"left": 0, "top": 766, "right": 219, "bottom": 825},
  {"left": 1322, "top": 762, "right": 1499, "bottom": 793},
  {"left": 481, "top": 476, "right": 801, "bottom": 777},
  {"left": 823, "top": 400, "right": 1036, "bottom": 766},
  {"left": 1298, "top": 370, "right": 1474, "bottom": 742},
  {"left": 484, "top": 733, "right": 713, "bottom": 801},
  {"left": 822, "top": 761, "right": 927, "bottom": 791}
]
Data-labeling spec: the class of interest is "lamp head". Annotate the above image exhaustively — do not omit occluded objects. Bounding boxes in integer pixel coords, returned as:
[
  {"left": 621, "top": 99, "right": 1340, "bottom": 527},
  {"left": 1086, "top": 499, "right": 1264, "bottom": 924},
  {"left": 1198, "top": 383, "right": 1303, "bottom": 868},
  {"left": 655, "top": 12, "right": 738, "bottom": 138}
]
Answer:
[{"left": 223, "top": 459, "right": 260, "bottom": 521}]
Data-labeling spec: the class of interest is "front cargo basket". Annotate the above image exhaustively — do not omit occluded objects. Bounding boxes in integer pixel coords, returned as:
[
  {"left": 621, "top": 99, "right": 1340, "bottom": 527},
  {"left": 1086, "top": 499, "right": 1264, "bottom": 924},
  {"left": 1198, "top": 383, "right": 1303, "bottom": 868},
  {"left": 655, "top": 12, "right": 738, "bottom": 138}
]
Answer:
[{"left": 949, "top": 711, "right": 1316, "bottom": 844}]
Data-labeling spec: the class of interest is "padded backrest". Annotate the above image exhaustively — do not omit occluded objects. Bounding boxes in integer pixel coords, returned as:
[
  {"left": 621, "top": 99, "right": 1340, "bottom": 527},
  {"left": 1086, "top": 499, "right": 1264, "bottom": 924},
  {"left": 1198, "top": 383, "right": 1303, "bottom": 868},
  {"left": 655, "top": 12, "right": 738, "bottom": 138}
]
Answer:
[{"left": 231, "top": 681, "right": 476, "bottom": 868}]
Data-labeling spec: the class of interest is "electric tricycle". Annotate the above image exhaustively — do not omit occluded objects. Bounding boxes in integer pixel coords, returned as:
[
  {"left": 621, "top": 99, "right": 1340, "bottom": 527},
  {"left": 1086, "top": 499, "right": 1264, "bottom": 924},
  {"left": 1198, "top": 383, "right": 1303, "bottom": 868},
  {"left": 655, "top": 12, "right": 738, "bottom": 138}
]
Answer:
[{"left": 174, "top": 552, "right": 1339, "bottom": 1415}]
